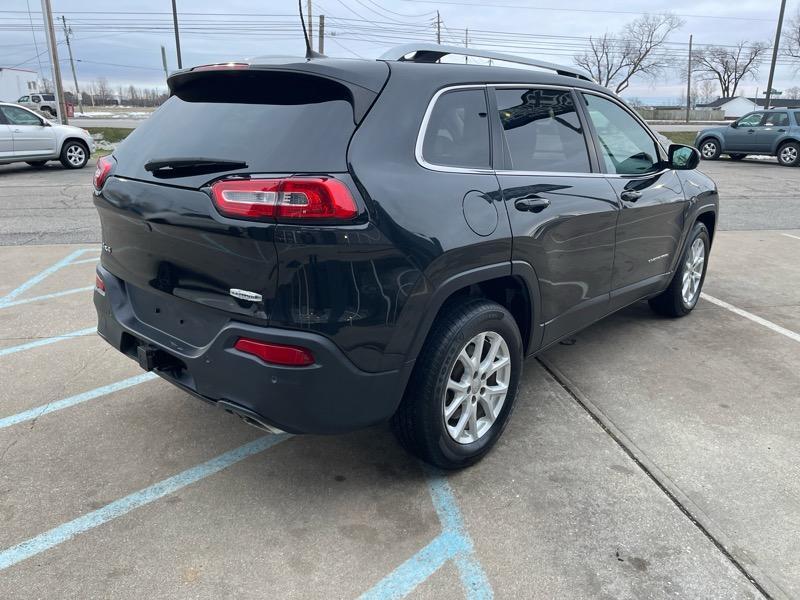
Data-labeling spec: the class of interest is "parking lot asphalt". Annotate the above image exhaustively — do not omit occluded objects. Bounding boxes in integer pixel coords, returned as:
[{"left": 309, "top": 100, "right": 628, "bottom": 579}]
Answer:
[{"left": 0, "top": 160, "right": 799, "bottom": 598}]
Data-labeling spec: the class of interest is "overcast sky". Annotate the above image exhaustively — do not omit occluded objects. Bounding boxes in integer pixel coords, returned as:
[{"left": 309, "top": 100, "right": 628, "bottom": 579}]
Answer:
[{"left": 2, "top": 0, "right": 798, "bottom": 102}]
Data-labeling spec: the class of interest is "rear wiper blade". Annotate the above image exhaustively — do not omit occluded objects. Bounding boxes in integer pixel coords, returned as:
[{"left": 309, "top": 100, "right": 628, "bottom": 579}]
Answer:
[{"left": 144, "top": 157, "right": 247, "bottom": 174}]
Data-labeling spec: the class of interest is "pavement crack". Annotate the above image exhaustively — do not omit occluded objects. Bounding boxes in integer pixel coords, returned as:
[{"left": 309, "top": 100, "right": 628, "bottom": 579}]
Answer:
[{"left": 536, "top": 356, "right": 778, "bottom": 600}]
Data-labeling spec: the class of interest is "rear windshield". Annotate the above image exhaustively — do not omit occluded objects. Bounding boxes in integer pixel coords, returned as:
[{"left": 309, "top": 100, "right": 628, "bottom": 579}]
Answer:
[{"left": 113, "top": 71, "right": 357, "bottom": 185}]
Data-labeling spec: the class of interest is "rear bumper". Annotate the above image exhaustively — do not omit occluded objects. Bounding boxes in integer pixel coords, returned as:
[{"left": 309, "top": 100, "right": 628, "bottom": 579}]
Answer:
[{"left": 94, "top": 265, "right": 412, "bottom": 434}]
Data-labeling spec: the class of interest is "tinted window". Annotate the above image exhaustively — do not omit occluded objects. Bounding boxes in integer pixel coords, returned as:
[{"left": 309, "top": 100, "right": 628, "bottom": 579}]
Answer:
[
  {"left": 1, "top": 106, "right": 42, "bottom": 126},
  {"left": 764, "top": 112, "right": 789, "bottom": 127},
  {"left": 42, "top": 94, "right": 55, "bottom": 101},
  {"left": 737, "top": 113, "right": 764, "bottom": 127},
  {"left": 495, "top": 88, "right": 590, "bottom": 172},
  {"left": 582, "top": 93, "right": 660, "bottom": 175},
  {"left": 422, "top": 89, "right": 490, "bottom": 169},
  {"left": 795, "top": 112, "right": 800, "bottom": 125},
  {"left": 113, "top": 72, "right": 358, "bottom": 185}
]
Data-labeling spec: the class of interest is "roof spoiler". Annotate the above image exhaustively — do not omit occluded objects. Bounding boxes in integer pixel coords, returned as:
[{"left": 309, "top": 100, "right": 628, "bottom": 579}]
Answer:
[{"left": 379, "top": 43, "right": 594, "bottom": 82}]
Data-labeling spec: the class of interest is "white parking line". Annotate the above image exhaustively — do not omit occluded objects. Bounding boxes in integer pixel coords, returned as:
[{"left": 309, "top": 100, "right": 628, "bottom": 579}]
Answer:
[
  {"left": 781, "top": 233, "right": 800, "bottom": 241},
  {"left": 700, "top": 293, "right": 800, "bottom": 344}
]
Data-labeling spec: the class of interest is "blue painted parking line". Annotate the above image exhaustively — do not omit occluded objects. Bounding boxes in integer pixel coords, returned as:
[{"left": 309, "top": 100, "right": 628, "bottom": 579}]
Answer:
[
  {"left": 0, "top": 286, "right": 94, "bottom": 309},
  {"left": 0, "top": 327, "right": 96, "bottom": 358},
  {"left": 0, "top": 247, "right": 96, "bottom": 309},
  {"left": 360, "top": 472, "right": 492, "bottom": 599},
  {"left": 0, "top": 372, "right": 157, "bottom": 430},
  {"left": 0, "top": 434, "right": 289, "bottom": 571}
]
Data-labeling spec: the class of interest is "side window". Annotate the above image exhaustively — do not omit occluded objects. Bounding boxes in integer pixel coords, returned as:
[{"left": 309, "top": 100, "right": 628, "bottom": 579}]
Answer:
[
  {"left": 1, "top": 106, "right": 42, "bottom": 126},
  {"left": 737, "top": 113, "right": 764, "bottom": 127},
  {"left": 795, "top": 112, "right": 800, "bottom": 126},
  {"left": 495, "top": 88, "right": 591, "bottom": 173},
  {"left": 31, "top": 95, "right": 41, "bottom": 103},
  {"left": 18, "top": 96, "right": 29, "bottom": 103},
  {"left": 582, "top": 93, "right": 661, "bottom": 176},
  {"left": 764, "top": 112, "right": 789, "bottom": 127},
  {"left": 421, "top": 89, "right": 490, "bottom": 169}
]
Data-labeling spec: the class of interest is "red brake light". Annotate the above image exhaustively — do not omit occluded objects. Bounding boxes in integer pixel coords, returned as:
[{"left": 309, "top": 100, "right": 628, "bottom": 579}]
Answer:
[
  {"left": 93, "top": 156, "right": 114, "bottom": 190},
  {"left": 95, "top": 274, "right": 106, "bottom": 296},
  {"left": 234, "top": 338, "right": 315, "bottom": 367},
  {"left": 210, "top": 178, "right": 358, "bottom": 221}
]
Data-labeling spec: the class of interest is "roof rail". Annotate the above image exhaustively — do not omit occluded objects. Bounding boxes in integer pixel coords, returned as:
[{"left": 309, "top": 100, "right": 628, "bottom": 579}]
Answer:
[{"left": 379, "top": 43, "right": 593, "bottom": 82}]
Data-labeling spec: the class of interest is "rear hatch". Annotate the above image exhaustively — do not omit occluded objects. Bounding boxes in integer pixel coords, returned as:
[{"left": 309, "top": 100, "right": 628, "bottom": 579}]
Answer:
[{"left": 95, "top": 61, "right": 388, "bottom": 343}]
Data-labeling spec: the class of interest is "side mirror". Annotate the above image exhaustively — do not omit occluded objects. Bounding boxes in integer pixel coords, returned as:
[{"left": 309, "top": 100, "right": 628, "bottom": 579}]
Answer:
[
  {"left": 730, "top": 121, "right": 739, "bottom": 128},
  {"left": 668, "top": 144, "right": 700, "bottom": 170}
]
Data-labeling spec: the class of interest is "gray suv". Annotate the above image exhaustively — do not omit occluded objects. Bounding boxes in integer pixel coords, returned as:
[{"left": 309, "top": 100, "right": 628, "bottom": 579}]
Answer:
[{"left": 695, "top": 109, "right": 800, "bottom": 166}]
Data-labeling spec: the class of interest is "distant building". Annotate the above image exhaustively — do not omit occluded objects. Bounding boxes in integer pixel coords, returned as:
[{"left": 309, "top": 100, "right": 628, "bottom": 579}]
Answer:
[
  {"left": 697, "top": 97, "right": 800, "bottom": 119},
  {"left": 0, "top": 67, "right": 38, "bottom": 102}
]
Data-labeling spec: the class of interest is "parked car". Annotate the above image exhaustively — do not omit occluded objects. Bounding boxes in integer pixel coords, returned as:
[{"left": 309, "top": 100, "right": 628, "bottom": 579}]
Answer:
[
  {"left": 92, "top": 45, "right": 718, "bottom": 469},
  {"left": 695, "top": 108, "right": 800, "bottom": 166},
  {"left": 16, "top": 93, "right": 58, "bottom": 116},
  {"left": 0, "top": 102, "right": 93, "bottom": 169}
]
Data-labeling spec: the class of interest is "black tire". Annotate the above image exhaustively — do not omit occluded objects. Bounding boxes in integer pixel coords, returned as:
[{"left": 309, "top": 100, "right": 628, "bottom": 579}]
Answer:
[
  {"left": 26, "top": 161, "right": 47, "bottom": 168},
  {"left": 41, "top": 107, "right": 54, "bottom": 116},
  {"left": 391, "top": 298, "right": 523, "bottom": 469},
  {"left": 728, "top": 154, "right": 746, "bottom": 160},
  {"left": 699, "top": 138, "right": 721, "bottom": 160},
  {"left": 59, "top": 140, "right": 89, "bottom": 169},
  {"left": 776, "top": 141, "right": 800, "bottom": 167},
  {"left": 649, "top": 221, "right": 710, "bottom": 318}
]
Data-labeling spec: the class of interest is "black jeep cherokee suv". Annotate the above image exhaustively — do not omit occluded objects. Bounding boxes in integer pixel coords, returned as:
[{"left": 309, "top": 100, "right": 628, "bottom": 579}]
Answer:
[{"left": 93, "top": 45, "right": 718, "bottom": 469}]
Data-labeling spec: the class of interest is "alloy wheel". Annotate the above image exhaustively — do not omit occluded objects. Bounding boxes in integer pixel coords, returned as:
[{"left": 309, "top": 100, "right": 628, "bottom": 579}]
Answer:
[
  {"left": 66, "top": 144, "right": 86, "bottom": 167},
  {"left": 701, "top": 142, "right": 717, "bottom": 159},
  {"left": 443, "top": 331, "right": 511, "bottom": 444},
  {"left": 681, "top": 238, "right": 705, "bottom": 306},
  {"left": 780, "top": 145, "right": 798, "bottom": 165}
]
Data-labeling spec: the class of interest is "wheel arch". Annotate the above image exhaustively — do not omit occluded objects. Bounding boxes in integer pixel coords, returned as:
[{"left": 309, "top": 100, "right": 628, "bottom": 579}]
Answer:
[
  {"left": 405, "top": 263, "right": 542, "bottom": 363},
  {"left": 60, "top": 136, "right": 89, "bottom": 154},
  {"left": 698, "top": 134, "right": 723, "bottom": 151},
  {"left": 695, "top": 210, "right": 716, "bottom": 242},
  {"left": 774, "top": 137, "right": 800, "bottom": 154}
]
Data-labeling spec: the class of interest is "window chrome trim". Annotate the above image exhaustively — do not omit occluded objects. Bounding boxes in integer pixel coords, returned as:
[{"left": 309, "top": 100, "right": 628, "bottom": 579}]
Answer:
[{"left": 415, "top": 83, "right": 672, "bottom": 180}]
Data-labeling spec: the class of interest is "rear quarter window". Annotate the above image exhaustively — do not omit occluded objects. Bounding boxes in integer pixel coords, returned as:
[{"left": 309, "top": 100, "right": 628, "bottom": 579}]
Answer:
[{"left": 421, "top": 88, "right": 491, "bottom": 170}]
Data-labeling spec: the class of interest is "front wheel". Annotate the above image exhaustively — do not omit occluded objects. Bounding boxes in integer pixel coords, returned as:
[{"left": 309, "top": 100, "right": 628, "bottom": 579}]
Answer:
[
  {"left": 649, "top": 222, "right": 710, "bottom": 317},
  {"left": 777, "top": 142, "right": 800, "bottom": 167},
  {"left": 60, "top": 141, "right": 89, "bottom": 169},
  {"left": 392, "top": 298, "right": 522, "bottom": 469},
  {"left": 700, "top": 139, "right": 721, "bottom": 160}
]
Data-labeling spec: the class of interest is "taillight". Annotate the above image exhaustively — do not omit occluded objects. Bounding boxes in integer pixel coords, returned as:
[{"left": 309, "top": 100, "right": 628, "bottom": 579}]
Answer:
[
  {"left": 210, "top": 178, "right": 358, "bottom": 221},
  {"left": 234, "top": 338, "right": 315, "bottom": 367},
  {"left": 95, "top": 274, "right": 106, "bottom": 296},
  {"left": 93, "top": 156, "right": 114, "bottom": 190}
]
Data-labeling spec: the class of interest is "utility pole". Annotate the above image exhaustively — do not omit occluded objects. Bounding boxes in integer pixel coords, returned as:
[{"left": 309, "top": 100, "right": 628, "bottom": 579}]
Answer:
[
  {"left": 465, "top": 27, "right": 468, "bottom": 63},
  {"left": 318, "top": 14, "right": 325, "bottom": 54},
  {"left": 61, "top": 16, "right": 83, "bottom": 115},
  {"left": 307, "top": 0, "right": 313, "bottom": 41},
  {"left": 436, "top": 11, "right": 441, "bottom": 44},
  {"left": 765, "top": 0, "right": 787, "bottom": 110},
  {"left": 685, "top": 34, "right": 693, "bottom": 124},
  {"left": 40, "top": 0, "right": 67, "bottom": 124},
  {"left": 171, "top": 0, "right": 182, "bottom": 69},
  {"left": 160, "top": 45, "right": 169, "bottom": 80}
]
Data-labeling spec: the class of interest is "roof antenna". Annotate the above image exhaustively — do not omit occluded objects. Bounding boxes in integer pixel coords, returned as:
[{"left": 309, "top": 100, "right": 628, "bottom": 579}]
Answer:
[{"left": 299, "top": 0, "right": 324, "bottom": 58}]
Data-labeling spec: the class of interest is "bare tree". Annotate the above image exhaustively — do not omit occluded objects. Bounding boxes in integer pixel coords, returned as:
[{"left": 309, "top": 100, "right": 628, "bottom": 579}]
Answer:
[
  {"left": 94, "top": 77, "right": 110, "bottom": 105},
  {"left": 785, "top": 86, "right": 800, "bottom": 99},
  {"left": 574, "top": 13, "right": 684, "bottom": 94},
  {"left": 697, "top": 79, "right": 717, "bottom": 105},
  {"left": 784, "top": 8, "right": 800, "bottom": 64},
  {"left": 693, "top": 42, "right": 767, "bottom": 98}
]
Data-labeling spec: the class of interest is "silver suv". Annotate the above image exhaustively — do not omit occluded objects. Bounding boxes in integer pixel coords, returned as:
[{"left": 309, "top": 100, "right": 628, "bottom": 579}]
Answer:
[
  {"left": 0, "top": 103, "right": 94, "bottom": 169},
  {"left": 695, "top": 109, "right": 800, "bottom": 167},
  {"left": 16, "top": 93, "right": 59, "bottom": 117}
]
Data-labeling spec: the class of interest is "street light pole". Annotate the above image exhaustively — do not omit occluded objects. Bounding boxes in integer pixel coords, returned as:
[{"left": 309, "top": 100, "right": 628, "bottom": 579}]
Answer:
[
  {"left": 765, "top": 0, "right": 787, "bottom": 110},
  {"left": 171, "top": 0, "right": 183, "bottom": 69}
]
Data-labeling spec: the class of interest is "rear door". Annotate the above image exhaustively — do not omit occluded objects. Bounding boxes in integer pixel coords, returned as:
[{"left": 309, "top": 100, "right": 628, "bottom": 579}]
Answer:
[
  {"left": 578, "top": 91, "right": 687, "bottom": 308},
  {"left": 759, "top": 111, "right": 790, "bottom": 151},
  {"left": 0, "top": 109, "right": 13, "bottom": 158},
  {"left": 492, "top": 86, "right": 619, "bottom": 345},
  {"left": 97, "top": 68, "right": 376, "bottom": 333},
  {"left": 0, "top": 105, "right": 56, "bottom": 156},
  {"left": 726, "top": 112, "right": 765, "bottom": 152}
]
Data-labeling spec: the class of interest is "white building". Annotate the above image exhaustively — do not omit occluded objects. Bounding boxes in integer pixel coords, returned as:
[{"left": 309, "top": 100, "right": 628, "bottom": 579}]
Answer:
[{"left": 0, "top": 67, "right": 38, "bottom": 103}]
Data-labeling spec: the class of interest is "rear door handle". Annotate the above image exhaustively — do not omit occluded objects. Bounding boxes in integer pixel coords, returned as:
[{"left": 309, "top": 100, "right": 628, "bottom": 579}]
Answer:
[
  {"left": 514, "top": 197, "right": 550, "bottom": 213},
  {"left": 620, "top": 190, "right": 642, "bottom": 203}
]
